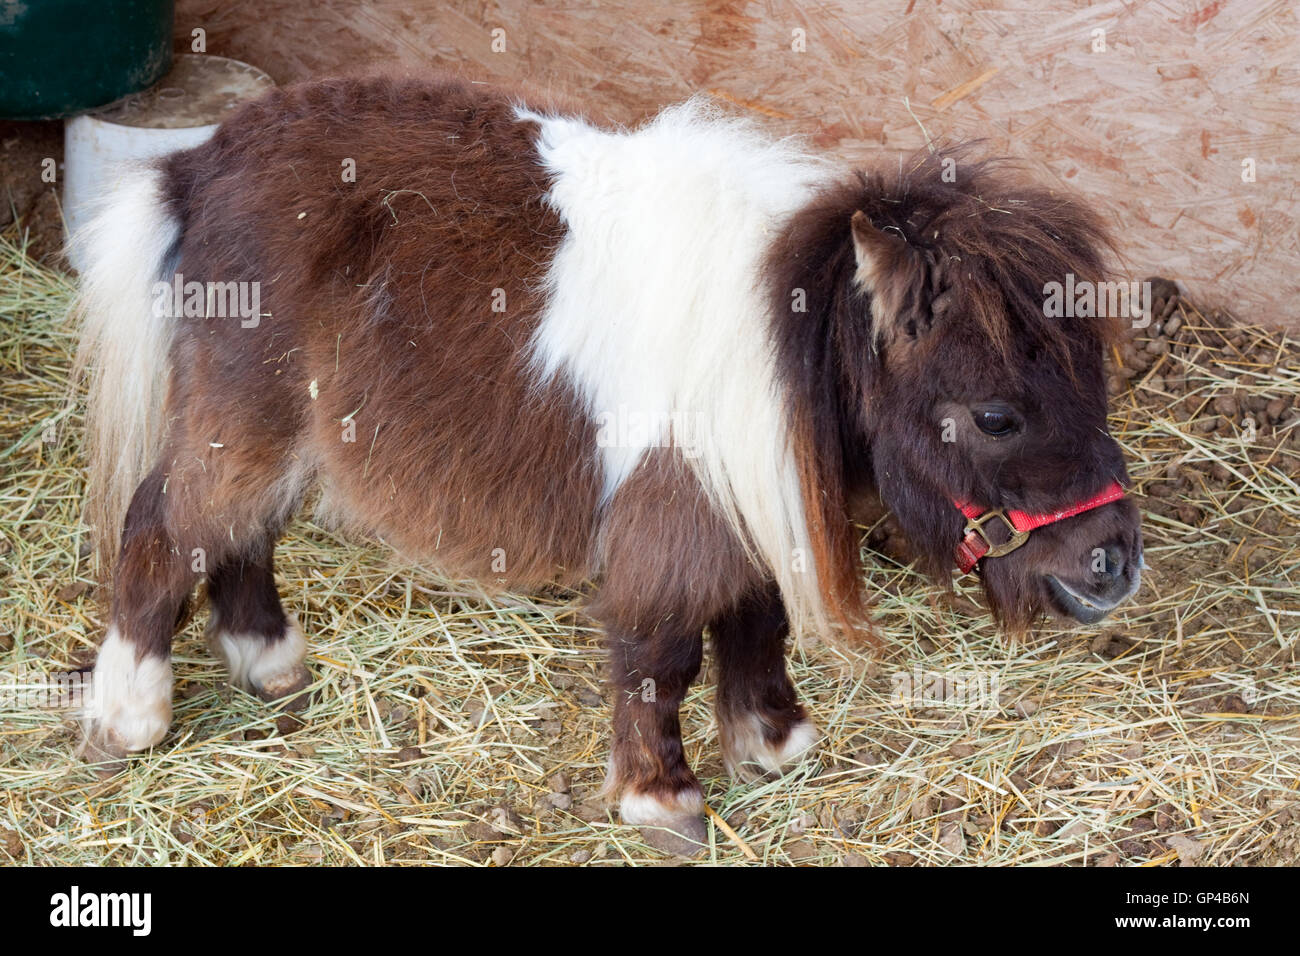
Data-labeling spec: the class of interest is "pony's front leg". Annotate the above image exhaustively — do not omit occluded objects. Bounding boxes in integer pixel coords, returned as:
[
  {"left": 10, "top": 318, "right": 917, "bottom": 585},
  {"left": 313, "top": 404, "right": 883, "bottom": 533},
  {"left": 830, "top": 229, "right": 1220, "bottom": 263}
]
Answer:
[
  {"left": 712, "top": 584, "right": 819, "bottom": 781},
  {"left": 602, "top": 618, "right": 707, "bottom": 854}
]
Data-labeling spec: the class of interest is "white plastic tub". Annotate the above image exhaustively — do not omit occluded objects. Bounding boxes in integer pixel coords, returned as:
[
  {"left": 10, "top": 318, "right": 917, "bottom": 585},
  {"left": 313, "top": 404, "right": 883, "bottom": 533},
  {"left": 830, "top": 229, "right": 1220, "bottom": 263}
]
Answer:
[{"left": 63, "top": 54, "right": 273, "bottom": 270}]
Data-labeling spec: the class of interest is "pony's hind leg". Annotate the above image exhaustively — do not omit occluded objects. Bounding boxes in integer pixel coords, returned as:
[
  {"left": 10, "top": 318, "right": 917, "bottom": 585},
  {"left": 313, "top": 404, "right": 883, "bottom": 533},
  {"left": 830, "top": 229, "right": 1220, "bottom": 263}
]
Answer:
[
  {"left": 84, "top": 427, "right": 307, "bottom": 764},
  {"left": 712, "top": 584, "right": 819, "bottom": 782},
  {"left": 205, "top": 540, "right": 311, "bottom": 708},
  {"left": 82, "top": 467, "right": 197, "bottom": 764}
]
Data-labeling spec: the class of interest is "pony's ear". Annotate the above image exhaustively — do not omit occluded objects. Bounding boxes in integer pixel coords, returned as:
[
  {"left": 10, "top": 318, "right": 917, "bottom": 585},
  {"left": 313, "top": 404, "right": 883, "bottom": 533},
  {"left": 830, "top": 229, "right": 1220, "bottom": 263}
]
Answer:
[
  {"left": 850, "top": 211, "right": 924, "bottom": 344},
  {"left": 851, "top": 210, "right": 906, "bottom": 291}
]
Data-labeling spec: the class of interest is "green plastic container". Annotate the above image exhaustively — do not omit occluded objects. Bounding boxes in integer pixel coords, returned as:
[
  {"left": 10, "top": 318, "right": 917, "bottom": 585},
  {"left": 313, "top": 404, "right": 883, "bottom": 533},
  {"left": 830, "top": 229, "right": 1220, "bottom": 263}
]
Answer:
[{"left": 0, "top": 0, "right": 174, "bottom": 120}]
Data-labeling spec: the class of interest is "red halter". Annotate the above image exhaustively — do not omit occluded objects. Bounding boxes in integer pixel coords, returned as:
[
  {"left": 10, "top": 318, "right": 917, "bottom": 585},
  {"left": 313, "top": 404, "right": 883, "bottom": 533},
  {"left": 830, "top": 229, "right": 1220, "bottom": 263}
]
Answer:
[{"left": 953, "top": 480, "right": 1126, "bottom": 574}]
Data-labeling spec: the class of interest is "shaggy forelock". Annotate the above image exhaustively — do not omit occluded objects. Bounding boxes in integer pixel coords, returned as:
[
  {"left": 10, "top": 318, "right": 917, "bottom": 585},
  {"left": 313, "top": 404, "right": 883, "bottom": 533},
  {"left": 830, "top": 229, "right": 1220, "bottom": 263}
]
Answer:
[{"left": 858, "top": 146, "right": 1120, "bottom": 380}]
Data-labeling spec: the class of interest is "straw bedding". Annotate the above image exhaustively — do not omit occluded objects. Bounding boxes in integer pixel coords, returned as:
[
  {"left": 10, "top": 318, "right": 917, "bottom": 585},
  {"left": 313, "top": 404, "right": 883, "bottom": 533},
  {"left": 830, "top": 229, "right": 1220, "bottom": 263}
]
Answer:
[{"left": 1, "top": 235, "right": 1297, "bottom": 866}]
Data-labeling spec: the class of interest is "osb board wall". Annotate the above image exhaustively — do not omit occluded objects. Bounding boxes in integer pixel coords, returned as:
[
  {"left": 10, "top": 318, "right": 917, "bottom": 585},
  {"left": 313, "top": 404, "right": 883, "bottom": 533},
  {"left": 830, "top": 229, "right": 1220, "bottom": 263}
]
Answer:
[{"left": 175, "top": 0, "right": 1300, "bottom": 330}]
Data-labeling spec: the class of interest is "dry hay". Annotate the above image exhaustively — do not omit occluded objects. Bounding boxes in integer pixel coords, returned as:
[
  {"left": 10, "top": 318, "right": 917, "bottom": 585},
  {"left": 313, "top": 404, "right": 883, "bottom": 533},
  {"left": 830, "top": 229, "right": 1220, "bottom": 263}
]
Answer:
[{"left": 1, "top": 232, "right": 1298, "bottom": 866}]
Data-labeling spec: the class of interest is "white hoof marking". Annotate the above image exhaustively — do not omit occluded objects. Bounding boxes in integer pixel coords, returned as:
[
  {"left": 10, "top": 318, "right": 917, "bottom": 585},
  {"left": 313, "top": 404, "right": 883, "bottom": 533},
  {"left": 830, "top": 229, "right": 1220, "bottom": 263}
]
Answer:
[
  {"left": 83, "top": 625, "right": 172, "bottom": 753},
  {"left": 619, "top": 787, "right": 706, "bottom": 827},
  {"left": 723, "top": 714, "right": 819, "bottom": 780},
  {"left": 207, "top": 614, "right": 308, "bottom": 698}
]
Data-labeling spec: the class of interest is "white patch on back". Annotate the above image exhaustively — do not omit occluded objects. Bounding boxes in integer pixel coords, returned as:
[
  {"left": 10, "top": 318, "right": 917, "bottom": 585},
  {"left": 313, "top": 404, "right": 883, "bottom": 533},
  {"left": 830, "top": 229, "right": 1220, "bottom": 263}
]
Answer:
[{"left": 518, "top": 99, "right": 838, "bottom": 632}]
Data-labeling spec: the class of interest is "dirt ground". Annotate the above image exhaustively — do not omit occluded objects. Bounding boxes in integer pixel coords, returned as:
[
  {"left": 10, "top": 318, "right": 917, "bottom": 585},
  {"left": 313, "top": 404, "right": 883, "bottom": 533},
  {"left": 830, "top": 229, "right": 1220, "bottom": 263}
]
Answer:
[{"left": 0, "top": 120, "right": 63, "bottom": 265}]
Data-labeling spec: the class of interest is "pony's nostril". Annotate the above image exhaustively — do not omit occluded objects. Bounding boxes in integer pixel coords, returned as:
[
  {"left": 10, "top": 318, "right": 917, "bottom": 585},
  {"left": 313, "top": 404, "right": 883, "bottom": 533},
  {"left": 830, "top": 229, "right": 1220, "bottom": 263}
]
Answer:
[{"left": 1102, "top": 543, "right": 1126, "bottom": 580}]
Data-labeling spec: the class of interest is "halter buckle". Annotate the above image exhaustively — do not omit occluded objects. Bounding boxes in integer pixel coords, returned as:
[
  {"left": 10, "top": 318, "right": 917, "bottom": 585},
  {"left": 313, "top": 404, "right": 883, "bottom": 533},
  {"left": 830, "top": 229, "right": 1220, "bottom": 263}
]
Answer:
[{"left": 964, "top": 509, "right": 1031, "bottom": 559}]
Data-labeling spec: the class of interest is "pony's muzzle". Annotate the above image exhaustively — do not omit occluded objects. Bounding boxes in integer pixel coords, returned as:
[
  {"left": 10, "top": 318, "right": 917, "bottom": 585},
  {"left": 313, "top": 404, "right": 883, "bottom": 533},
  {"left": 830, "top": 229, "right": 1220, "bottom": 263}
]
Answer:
[{"left": 1044, "top": 504, "right": 1144, "bottom": 625}]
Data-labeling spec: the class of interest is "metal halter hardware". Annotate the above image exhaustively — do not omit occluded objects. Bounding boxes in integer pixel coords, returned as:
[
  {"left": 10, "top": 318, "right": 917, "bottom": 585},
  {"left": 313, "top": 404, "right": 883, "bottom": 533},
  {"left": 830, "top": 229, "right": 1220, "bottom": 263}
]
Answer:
[{"left": 962, "top": 508, "right": 1031, "bottom": 559}]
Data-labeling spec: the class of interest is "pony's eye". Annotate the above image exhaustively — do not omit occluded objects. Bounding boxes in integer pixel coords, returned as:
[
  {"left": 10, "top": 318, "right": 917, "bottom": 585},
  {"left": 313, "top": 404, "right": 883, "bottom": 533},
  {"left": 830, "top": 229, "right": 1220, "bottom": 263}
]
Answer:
[{"left": 974, "top": 408, "right": 1017, "bottom": 437}]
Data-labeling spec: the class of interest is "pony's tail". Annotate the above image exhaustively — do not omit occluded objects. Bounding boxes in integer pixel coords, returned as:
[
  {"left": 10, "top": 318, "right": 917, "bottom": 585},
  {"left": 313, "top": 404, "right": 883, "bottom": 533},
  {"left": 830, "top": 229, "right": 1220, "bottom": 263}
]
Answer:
[{"left": 69, "top": 167, "right": 182, "bottom": 573}]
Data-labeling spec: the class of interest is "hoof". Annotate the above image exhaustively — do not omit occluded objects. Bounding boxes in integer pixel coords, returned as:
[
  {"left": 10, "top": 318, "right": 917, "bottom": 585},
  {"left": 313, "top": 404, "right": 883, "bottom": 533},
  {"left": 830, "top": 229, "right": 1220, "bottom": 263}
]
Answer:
[
  {"left": 638, "top": 816, "right": 709, "bottom": 857},
  {"left": 78, "top": 722, "right": 131, "bottom": 777},
  {"left": 722, "top": 715, "right": 819, "bottom": 782},
  {"left": 621, "top": 789, "right": 709, "bottom": 857},
  {"left": 255, "top": 664, "right": 313, "bottom": 711}
]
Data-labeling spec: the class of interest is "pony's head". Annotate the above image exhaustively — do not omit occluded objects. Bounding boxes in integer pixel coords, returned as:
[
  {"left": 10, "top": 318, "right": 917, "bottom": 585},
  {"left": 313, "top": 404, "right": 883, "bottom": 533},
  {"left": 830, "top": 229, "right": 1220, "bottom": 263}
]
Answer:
[{"left": 774, "top": 150, "right": 1143, "bottom": 631}]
